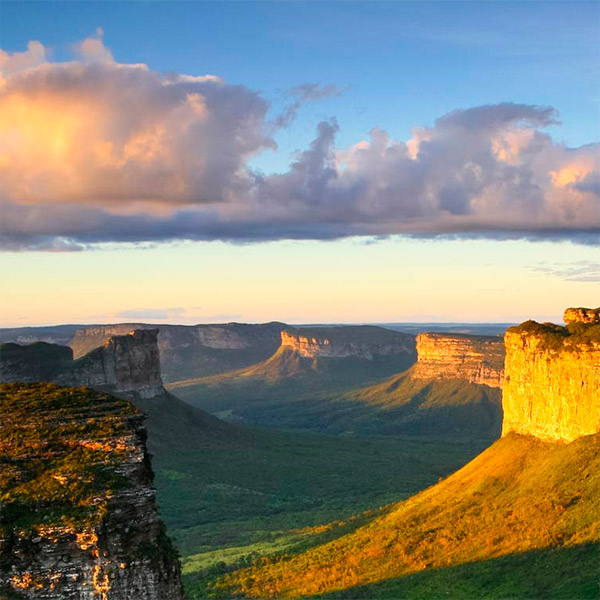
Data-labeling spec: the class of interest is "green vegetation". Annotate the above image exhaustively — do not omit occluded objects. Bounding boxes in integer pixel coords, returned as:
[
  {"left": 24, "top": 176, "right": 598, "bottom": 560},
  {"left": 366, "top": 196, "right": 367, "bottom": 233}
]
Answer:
[
  {"left": 169, "top": 363, "right": 501, "bottom": 438},
  {"left": 508, "top": 320, "right": 600, "bottom": 351},
  {"left": 0, "top": 383, "right": 137, "bottom": 533},
  {"left": 209, "top": 432, "right": 600, "bottom": 599},
  {"left": 141, "top": 395, "right": 489, "bottom": 599}
]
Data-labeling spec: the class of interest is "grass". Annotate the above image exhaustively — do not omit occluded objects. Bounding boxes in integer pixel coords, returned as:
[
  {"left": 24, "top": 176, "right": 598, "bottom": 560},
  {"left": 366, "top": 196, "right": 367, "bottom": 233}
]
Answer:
[
  {"left": 140, "top": 395, "right": 490, "bottom": 599},
  {"left": 209, "top": 432, "right": 600, "bottom": 599},
  {"left": 168, "top": 362, "right": 501, "bottom": 438},
  {"left": 0, "top": 382, "right": 138, "bottom": 534}
]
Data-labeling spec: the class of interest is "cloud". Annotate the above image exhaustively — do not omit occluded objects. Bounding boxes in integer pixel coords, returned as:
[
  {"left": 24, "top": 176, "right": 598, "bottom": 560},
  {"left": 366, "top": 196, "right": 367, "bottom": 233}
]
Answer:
[
  {"left": 0, "top": 35, "right": 598, "bottom": 250},
  {"left": 530, "top": 260, "right": 600, "bottom": 283}
]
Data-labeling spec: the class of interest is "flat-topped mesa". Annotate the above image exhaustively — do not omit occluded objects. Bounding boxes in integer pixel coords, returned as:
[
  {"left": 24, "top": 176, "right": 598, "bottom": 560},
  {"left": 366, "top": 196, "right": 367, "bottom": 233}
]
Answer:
[
  {"left": 0, "top": 383, "right": 183, "bottom": 600},
  {"left": 68, "top": 329, "right": 164, "bottom": 399},
  {"left": 411, "top": 332, "right": 505, "bottom": 388},
  {"left": 280, "top": 327, "right": 416, "bottom": 360},
  {"left": 502, "top": 313, "right": 600, "bottom": 443},
  {"left": 564, "top": 306, "right": 600, "bottom": 325}
]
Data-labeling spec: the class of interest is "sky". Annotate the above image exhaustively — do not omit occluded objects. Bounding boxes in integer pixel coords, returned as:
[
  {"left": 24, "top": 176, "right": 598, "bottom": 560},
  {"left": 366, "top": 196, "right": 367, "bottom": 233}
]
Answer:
[{"left": 0, "top": 1, "right": 598, "bottom": 326}]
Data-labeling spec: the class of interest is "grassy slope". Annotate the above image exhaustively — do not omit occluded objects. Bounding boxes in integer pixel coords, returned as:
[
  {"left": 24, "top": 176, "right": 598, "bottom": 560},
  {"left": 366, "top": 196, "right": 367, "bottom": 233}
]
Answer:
[
  {"left": 168, "top": 360, "right": 501, "bottom": 438},
  {"left": 139, "top": 393, "right": 489, "bottom": 599},
  {"left": 212, "top": 432, "right": 600, "bottom": 599}
]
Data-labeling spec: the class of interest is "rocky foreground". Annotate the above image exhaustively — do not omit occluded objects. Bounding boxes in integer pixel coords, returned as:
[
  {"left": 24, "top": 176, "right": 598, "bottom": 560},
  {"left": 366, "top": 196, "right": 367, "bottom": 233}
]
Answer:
[{"left": 0, "top": 383, "right": 184, "bottom": 600}]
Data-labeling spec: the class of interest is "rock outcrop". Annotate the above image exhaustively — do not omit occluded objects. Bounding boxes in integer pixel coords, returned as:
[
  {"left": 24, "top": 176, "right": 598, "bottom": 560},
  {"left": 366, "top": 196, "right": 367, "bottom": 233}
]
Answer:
[
  {"left": 411, "top": 332, "right": 505, "bottom": 388},
  {"left": 280, "top": 327, "right": 416, "bottom": 360},
  {"left": 68, "top": 323, "right": 286, "bottom": 382},
  {"left": 563, "top": 307, "right": 600, "bottom": 325},
  {"left": 0, "top": 330, "right": 164, "bottom": 400},
  {"left": 0, "top": 382, "right": 184, "bottom": 600},
  {"left": 502, "top": 309, "right": 600, "bottom": 442}
]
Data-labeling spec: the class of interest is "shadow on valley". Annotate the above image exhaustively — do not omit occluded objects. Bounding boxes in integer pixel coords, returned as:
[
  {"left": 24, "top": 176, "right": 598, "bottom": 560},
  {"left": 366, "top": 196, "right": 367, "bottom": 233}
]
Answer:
[{"left": 312, "top": 543, "right": 600, "bottom": 600}]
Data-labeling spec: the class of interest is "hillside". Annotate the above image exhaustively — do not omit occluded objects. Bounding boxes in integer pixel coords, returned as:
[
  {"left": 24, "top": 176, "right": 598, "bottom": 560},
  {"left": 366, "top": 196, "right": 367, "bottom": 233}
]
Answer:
[
  {"left": 0, "top": 383, "right": 183, "bottom": 599},
  {"left": 211, "top": 432, "right": 600, "bottom": 599},
  {"left": 171, "top": 331, "right": 502, "bottom": 439}
]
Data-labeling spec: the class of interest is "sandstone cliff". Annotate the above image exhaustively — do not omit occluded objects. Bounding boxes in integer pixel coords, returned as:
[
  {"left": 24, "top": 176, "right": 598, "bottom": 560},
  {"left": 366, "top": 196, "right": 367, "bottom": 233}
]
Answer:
[
  {"left": 563, "top": 306, "right": 600, "bottom": 325},
  {"left": 411, "top": 332, "right": 505, "bottom": 388},
  {"left": 0, "top": 382, "right": 183, "bottom": 600},
  {"left": 0, "top": 330, "right": 164, "bottom": 400},
  {"left": 502, "top": 309, "right": 600, "bottom": 442},
  {"left": 280, "top": 326, "right": 416, "bottom": 360},
  {"left": 69, "top": 323, "right": 286, "bottom": 382}
]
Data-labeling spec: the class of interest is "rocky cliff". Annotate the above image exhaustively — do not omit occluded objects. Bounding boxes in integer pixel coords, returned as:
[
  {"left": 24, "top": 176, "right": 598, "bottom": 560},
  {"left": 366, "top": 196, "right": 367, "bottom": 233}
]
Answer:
[
  {"left": 280, "top": 326, "right": 416, "bottom": 360},
  {"left": 563, "top": 306, "right": 600, "bottom": 325},
  {"left": 501, "top": 309, "right": 600, "bottom": 443},
  {"left": 0, "top": 382, "right": 184, "bottom": 600},
  {"left": 69, "top": 323, "right": 286, "bottom": 382},
  {"left": 411, "top": 332, "right": 505, "bottom": 388},
  {"left": 0, "top": 330, "right": 164, "bottom": 400}
]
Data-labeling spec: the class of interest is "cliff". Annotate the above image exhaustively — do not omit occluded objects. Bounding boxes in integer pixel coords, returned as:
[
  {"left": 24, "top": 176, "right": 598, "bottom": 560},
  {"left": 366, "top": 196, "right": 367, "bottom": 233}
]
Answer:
[
  {"left": 563, "top": 306, "right": 600, "bottom": 325},
  {"left": 66, "top": 329, "right": 164, "bottom": 399},
  {"left": 280, "top": 326, "right": 416, "bottom": 360},
  {"left": 502, "top": 311, "right": 600, "bottom": 443},
  {"left": 411, "top": 332, "right": 505, "bottom": 388},
  {"left": 0, "top": 382, "right": 183, "bottom": 600},
  {"left": 69, "top": 323, "right": 286, "bottom": 382},
  {"left": 0, "top": 330, "right": 164, "bottom": 400}
]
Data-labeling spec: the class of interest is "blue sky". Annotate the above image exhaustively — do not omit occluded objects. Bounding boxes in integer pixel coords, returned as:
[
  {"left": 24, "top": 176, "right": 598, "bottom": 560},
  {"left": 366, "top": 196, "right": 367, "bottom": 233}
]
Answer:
[
  {"left": 3, "top": 1, "right": 598, "bottom": 170},
  {"left": 0, "top": 1, "right": 598, "bottom": 325}
]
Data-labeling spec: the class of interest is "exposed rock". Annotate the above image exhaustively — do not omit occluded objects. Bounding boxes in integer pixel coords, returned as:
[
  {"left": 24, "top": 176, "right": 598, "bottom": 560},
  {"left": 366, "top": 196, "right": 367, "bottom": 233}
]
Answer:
[
  {"left": 411, "top": 332, "right": 505, "bottom": 388},
  {"left": 0, "top": 382, "right": 184, "bottom": 600},
  {"left": 68, "top": 323, "right": 286, "bottom": 382},
  {"left": 502, "top": 316, "right": 600, "bottom": 442},
  {"left": 563, "top": 307, "right": 600, "bottom": 325},
  {"left": 280, "top": 327, "right": 416, "bottom": 360},
  {"left": 1, "top": 330, "right": 164, "bottom": 400}
]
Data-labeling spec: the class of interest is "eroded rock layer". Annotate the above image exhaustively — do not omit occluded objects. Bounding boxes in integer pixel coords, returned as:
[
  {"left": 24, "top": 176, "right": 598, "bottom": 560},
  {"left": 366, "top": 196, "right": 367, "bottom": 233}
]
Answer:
[
  {"left": 0, "top": 383, "right": 183, "bottom": 600},
  {"left": 411, "top": 333, "right": 505, "bottom": 388},
  {"left": 0, "top": 330, "right": 164, "bottom": 400},
  {"left": 502, "top": 311, "right": 600, "bottom": 442},
  {"left": 280, "top": 327, "right": 416, "bottom": 360}
]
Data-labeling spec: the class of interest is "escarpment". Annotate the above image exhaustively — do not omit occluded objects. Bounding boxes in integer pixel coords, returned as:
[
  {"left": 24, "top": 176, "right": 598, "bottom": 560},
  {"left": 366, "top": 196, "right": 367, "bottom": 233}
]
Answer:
[
  {"left": 68, "top": 322, "right": 286, "bottom": 382},
  {"left": 411, "top": 332, "right": 505, "bottom": 388},
  {"left": 0, "top": 330, "right": 164, "bottom": 400},
  {"left": 0, "top": 382, "right": 183, "bottom": 600},
  {"left": 280, "top": 326, "right": 416, "bottom": 360},
  {"left": 502, "top": 308, "right": 600, "bottom": 442}
]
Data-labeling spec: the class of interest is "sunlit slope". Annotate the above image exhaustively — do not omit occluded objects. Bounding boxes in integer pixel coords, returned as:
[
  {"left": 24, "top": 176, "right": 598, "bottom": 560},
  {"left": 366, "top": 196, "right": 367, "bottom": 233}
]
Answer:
[
  {"left": 213, "top": 433, "right": 600, "bottom": 599},
  {"left": 169, "top": 362, "right": 501, "bottom": 438}
]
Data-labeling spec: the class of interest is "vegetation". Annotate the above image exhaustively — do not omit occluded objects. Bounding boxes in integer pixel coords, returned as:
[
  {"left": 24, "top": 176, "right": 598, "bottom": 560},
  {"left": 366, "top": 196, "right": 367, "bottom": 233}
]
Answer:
[
  {"left": 168, "top": 363, "right": 501, "bottom": 438},
  {"left": 0, "top": 383, "right": 137, "bottom": 534},
  {"left": 508, "top": 320, "right": 600, "bottom": 351},
  {"left": 207, "top": 432, "right": 600, "bottom": 599},
  {"left": 139, "top": 395, "right": 489, "bottom": 598}
]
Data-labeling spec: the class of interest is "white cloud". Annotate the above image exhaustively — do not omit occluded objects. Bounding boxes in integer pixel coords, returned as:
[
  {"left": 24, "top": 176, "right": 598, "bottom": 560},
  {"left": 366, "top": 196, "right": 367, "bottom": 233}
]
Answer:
[{"left": 0, "top": 35, "right": 598, "bottom": 250}]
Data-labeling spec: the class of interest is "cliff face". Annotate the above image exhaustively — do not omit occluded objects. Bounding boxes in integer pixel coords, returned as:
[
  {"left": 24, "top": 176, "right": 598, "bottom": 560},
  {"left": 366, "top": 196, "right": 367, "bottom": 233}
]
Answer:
[
  {"left": 0, "top": 383, "right": 183, "bottom": 600},
  {"left": 66, "top": 329, "right": 164, "bottom": 399},
  {"left": 280, "top": 327, "right": 416, "bottom": 360},
  {"left": 69, "top": 323, "right": 286, "bottom": 382},
  {"left": 0, "top": 330, "right": 164, "bottom": 400},
  {"left": 502, "top": 312, "right": 600, "bottom": 443},
  {"left": 411, "top": 333, "right": 505, "bottom": 388}
]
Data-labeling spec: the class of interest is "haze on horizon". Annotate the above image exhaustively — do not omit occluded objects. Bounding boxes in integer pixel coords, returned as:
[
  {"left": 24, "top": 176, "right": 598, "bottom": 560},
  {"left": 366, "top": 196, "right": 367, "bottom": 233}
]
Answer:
[{"left": 0, "top": 1, "right": 598, "bottom": 327}]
